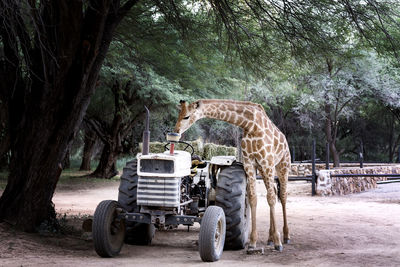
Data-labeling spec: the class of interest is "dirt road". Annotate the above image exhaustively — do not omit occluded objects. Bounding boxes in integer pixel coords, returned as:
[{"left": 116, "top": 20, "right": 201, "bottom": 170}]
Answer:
[{"left": 1, "top": 180, "right": 400, "bottom": 266}]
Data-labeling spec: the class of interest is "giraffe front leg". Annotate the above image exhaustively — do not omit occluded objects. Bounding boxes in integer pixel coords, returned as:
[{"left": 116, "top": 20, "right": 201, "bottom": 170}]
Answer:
[
  {"left": 242, "top": 159, "right": 260, "bottom": 252},
  {"left": 247, "top": 177, "right": 258, "bottom": 249},
  {"left": 246, "top": 177, "right": 264, "bottom": 254}
]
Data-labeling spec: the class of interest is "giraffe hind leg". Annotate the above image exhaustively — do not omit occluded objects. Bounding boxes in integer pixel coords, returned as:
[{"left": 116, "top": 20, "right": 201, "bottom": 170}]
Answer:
[
  {"left": 277, "top": 161, "right": 290, "bottom": 244},
  {"left": 260, "top": 166, "right": 282, "bottom": 251},
  {"left": 243, "top": 159, "right": 258, "bottom": 250}
]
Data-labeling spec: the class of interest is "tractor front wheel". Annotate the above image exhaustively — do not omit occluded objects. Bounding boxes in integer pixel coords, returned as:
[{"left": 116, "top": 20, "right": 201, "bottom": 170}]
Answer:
[
  {"left": 199, "top": 206, "right": 226, "bottom": 262},
  {"left": 93, "top": 200, "right": 126, "bottom": 257}
]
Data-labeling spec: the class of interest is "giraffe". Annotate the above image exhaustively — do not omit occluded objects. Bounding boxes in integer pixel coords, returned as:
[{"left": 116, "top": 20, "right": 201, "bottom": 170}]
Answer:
[{"left": 174, "top": 99, "right": 291, "bottom": 252}]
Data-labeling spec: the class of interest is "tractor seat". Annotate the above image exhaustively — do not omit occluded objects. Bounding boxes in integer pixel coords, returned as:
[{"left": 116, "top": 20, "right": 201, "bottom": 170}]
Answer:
[
  {"left": 191, "top": 155, "right": 207, "bottom": 176},
  {"left": 191, "top": 154, "right": 207, "bottom": 169}
]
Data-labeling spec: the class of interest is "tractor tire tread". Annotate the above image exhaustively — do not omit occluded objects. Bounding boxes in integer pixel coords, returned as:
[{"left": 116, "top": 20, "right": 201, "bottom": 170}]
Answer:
[
  {"left": 216, "top": 162, "right": 250, "bottom": 250},
  {"left": 118, "top": 160, "right": 155, "bottom": 245},
  {"left": 93, "top": 200, "right": 125, "bottom": 257}
]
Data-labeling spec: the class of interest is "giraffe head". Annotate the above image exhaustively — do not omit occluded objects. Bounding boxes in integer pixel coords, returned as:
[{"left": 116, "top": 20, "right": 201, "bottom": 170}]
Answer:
[{"left": 174, "top": 100, "right": 202, "bottom": 135}]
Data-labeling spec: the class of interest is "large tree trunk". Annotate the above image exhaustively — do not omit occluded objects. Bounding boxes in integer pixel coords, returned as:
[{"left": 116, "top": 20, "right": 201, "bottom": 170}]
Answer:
[
  {"left": 80, "top": 130, "right": 97, "bottom": 171},
  {"left": 0, "top": 0, "right": 137, "bottom": 231},
  {"left": 90, "top": 143, "right": 119, "bottom": 178},
  {"left": 87, "top": 114, "right": 122, "bottom": 178},
  {"left": 0, "top": 87, "right": 9, "bottom": 170},
  {"left": 86, "top": 104, "right": 123, "bottom": 179},
  {"left": 386, "top": 112, "right": 400, "bottom": 163},
  {"left": 0, "top": 133, "right": 10, "bottom": 170},
  {"left": 325, "top": 102, "right": 340, "bottom": 167},
  {"left": 329, "top": 142, "right": 340, "bottom": 167},
  {"left": 388, "top": 108, "right": 400, "bottom": 163},
  {"left": 324, "top": 59, "right": 341, "bottom": 167},
  {"left": 62, "top": 150, "right": 71, "bottom": 170},
  {"left": 86, "top": 80, "right": 140, "bottom": 178}
]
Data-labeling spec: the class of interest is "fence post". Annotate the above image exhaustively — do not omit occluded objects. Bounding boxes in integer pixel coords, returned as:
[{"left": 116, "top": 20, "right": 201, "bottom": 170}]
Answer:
[
  {"left": 325, "top": 142, "right": 330, "bottom": 170},
  {"left": 359, "top": 141, "right": 364, "bottom": 168},
  {"left": 312, "top": 139, "right": 316, "bottom": 196}
]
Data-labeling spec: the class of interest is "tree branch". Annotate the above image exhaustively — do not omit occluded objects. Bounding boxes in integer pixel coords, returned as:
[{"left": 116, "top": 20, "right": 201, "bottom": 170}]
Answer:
[
  {"left": 115, "top": 0, "right": 140, "bottom": 24},
  {"left": 84, "top": 117, "right": 110, "bottom": 144}
]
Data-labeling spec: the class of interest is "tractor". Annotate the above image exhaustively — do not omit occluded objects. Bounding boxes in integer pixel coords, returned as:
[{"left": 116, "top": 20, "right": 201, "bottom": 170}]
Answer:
[{"left": 92, "top": 108, "right": 250, "bottom": 262}]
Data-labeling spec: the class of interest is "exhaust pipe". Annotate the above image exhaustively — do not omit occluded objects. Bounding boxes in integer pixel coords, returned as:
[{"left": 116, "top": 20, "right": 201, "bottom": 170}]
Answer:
[{"left": 142, "top": 106, "right": 150, "bottom": 155}]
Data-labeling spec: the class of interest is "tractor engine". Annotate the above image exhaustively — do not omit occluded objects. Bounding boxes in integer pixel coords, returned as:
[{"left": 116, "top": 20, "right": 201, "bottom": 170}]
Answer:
[{"left": 136, "top": 151, "right": 192, "bottom": 210}]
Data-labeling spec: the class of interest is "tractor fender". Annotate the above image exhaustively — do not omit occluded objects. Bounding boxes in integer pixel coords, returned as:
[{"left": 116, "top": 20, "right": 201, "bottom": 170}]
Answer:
[{"left": 209, "top": 156, "right": 236, "bottom": 166}]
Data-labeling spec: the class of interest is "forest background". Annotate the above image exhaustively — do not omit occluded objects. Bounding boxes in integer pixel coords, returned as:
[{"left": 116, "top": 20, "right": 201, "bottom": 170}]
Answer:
[{"left": 1, "top": 0, "right": 400, "bottom": 231}]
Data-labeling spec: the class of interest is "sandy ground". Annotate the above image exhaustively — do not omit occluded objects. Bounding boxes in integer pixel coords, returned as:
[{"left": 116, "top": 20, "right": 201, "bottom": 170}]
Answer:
[{"left": 1, "top": 179, "right": 400, "bottom": 267}]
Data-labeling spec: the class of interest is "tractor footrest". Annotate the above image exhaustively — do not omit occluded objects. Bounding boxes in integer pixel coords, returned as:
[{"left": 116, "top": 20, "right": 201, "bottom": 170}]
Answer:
[{"left": 121, "top": 212, "right": 200, "bottom": 226}]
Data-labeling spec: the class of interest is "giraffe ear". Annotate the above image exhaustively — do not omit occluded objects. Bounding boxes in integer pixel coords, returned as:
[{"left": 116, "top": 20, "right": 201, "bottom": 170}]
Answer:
[
  {"left": 194, "top": 101, "right": 200, "bottom": 109},
  {"left": 178, "top": 100, "right": 186, "bottom": 111}
]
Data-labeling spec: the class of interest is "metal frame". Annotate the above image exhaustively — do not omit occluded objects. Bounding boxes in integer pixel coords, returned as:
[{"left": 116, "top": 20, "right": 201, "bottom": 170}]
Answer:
[
  {"left": 330, "top": 174, "right": 400, "bottom": 178},
  {"left": 258, "top": 139, "right": 400, "bottom": 196},
  {"left": 311, "top": 140, "right": 316, "bottom": 196},
  {"left": 121, "top": 212, "right": 201, "bottom": 226}
]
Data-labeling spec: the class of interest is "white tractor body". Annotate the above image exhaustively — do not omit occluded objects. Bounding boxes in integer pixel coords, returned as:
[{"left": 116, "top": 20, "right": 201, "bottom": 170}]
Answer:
[{"left": 136, "top": 151, "right": 192, "bottom": 207}]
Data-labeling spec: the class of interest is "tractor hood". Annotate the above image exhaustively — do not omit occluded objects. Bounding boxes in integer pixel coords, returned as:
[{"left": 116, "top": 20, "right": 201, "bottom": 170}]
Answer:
[{"left": 137, "top": 150, "right": 192, "bottom": 177}]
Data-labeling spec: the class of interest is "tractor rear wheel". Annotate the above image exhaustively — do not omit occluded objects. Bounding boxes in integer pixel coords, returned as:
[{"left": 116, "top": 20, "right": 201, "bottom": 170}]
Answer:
[
  {"left": 118, "top": 160, "right": 155, "bottom": 245},
  {"left": 118, "top": 160, "right": 139, "bottom": 212},
  {"left": 216, "top": 162, "right": 250, "bottom": 249},
  {"left": 93, "top": 200, "right": 126, "bottom": 257},
  {"left": 124, "top": 223, "right": 155, "bottom": 245}
]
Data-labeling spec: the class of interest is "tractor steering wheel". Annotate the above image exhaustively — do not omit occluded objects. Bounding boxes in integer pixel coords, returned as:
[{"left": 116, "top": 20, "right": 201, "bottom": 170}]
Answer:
[{"left": 164, "top": 141, "right": 195, "bottom": 156}]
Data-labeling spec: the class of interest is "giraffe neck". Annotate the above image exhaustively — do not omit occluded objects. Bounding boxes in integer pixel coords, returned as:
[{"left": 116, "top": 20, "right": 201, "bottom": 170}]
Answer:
[{"left": 198, "top": 99, "right": 261, "bottom": 132}]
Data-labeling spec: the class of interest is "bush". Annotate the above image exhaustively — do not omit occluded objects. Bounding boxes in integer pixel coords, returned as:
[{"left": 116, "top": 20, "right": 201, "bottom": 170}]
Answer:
[
  {"left": 139, "top": 139, "right": 237, "bottom": 160},
  {"left": 202, "top": 143, "right": 237, "bottom": 160}
]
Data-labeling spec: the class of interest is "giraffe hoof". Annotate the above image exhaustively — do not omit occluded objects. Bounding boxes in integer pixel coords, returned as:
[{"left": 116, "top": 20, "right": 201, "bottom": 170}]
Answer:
[
  {"left": 274, "top": 245, "right": 283, "bottom": 252},
  {"left": 284, "top": 238, "right": 291, "bottom": 244},
  {"left": 247, "top": 246, "right": 264, "bottom": 255}
]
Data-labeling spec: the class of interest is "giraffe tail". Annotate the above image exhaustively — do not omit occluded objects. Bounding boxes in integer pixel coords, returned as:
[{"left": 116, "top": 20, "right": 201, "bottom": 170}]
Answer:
[{"left": 276, "top": 179, "right": 281, "bottom": 202}]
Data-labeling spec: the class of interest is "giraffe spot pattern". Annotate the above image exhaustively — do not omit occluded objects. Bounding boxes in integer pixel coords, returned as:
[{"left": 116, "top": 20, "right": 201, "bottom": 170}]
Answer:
[{"left": 174, "top": 99, "right": 291, "bottom": 249}]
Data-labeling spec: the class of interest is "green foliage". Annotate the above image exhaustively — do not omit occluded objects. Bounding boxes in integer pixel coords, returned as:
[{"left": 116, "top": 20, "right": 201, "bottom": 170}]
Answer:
[
  {"left": 117, "top": 2, "right": 246, "bottom": 100},
  {"left": 87, "top": 0, "right": 400, "bottom": 163}
]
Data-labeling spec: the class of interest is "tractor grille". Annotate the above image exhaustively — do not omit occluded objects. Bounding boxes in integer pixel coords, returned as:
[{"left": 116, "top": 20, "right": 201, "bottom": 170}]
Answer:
[{"left": 137, "top": 176, "right": 180, "bottom": 207}]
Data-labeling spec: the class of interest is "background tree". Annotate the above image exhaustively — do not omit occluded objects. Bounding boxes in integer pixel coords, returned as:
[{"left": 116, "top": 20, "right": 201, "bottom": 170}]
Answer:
[
  {"left": 295, "top": 56, "right": 370, "bottom": 166},
  {"left": 0, "top": 101, "right": 9, "bottom": 170},
  {"left": 358, "top": 53, "right": 400, "bottom": 161},
  {"left": 1, "top": 0, "right": 400, "bottom": 231},
  {"left": 79, "top": 127, "right": 98, "bottom": 171}
]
